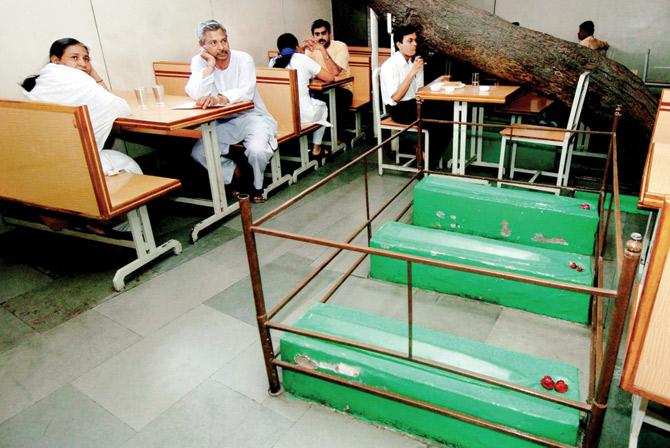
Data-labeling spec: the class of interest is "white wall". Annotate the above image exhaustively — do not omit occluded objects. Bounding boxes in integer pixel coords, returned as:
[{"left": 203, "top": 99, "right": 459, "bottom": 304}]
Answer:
[
  {"left": 456, "top": 0, "right": 670, "bottom": 81},
  {"left": 0, "top": 0, "right": 331, "bottom": 98}
]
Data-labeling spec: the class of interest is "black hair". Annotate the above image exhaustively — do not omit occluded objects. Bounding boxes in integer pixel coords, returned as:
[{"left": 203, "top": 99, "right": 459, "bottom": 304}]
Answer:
[
  {"left": 21, "top": 37, "right": 88, "bottom": 91},
  {"left": 393, "top": 25, "right": 418, "bottom": 48},
  {"left": 311, "top": 19, "right": 331, "bottom": 34},
  {"left": 579, "top": 20, "right": 595, "bottom": 36},
  {"left": 273, "top": 33, "right": 299, "bottom": 69}
]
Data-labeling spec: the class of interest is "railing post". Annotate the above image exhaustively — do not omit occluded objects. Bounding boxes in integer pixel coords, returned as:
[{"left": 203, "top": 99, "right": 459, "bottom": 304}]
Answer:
[
  {"left": 239, "top": 196, "right": 282, "bottom": 395},
  {"left": 584, "top": 233, "right": 642, "bottom": 447}
]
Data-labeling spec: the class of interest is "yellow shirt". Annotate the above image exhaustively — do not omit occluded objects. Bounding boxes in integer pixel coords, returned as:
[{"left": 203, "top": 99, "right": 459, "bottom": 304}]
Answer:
[{"left": 306, "top": 40, "right": 353, "bottom": 92}]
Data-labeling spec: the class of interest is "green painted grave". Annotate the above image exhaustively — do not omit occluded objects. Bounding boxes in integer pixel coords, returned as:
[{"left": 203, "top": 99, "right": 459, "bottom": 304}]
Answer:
[
  {"left": 281, "top": 303, "right": 581, "bottom": 448},
  {"left": 412, "top": 176, "right": 599, "bottom": 255},
  {"left": 370, "top": 221, "right": 592, "bottom": 323}
]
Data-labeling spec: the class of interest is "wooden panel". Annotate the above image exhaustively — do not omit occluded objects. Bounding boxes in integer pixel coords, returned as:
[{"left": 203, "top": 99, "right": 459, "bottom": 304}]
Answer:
[
  {"left": 348, "top": 46, "right": 391, "bottom": 65},
  {"left": 349, "top": 55, "right": 371, "bottom": 109},
  {"left": 256, "top": 67, "right": 300, "bottom": 138},
  {"left": 153, "top": 61, "right": 191, "bottom": 96},
  {"left": 639, "top": 89, "right": 670, "bottom": 209},
  {"left": 498, "top": 91, "right": 555, "bottom": 115},
  {"left": 0, "top": 100, "right": 104, "bottom": 218},
  {"left": 106, "top": 172, "right": 181, "bottom": 217},
  {"left": 622, "top": 200, "right": 670, "bottom": 406}
]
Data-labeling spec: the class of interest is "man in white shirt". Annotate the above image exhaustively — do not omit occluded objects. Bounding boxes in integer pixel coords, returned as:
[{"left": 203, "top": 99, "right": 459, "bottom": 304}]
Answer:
[
  {"left": 186, "top": 19, "right": 277, "bottom": 203},
  {"left": 380, "top": 25, "right": 424, "bottom": 124},
  {"left": 578, "top": 20, "right": 609, "bottom": 56}
]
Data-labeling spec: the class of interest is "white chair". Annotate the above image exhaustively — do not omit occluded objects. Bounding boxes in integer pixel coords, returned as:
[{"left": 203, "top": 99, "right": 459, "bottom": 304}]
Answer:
[
  {"left": 372, "top": 67, "right": 430, "bottom": 175},
  {"left": 497, "top": 71, "right": 590, "bottom": 187}
]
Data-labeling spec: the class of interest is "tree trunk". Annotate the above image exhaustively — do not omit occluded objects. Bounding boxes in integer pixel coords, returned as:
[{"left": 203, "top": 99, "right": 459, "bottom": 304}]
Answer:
[{"left": 369, "top": 0, "right": 658, "bottom": 183}]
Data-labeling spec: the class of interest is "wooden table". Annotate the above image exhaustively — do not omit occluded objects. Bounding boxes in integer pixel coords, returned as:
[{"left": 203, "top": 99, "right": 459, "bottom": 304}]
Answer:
[
  {"left": 114, "top": 91, "right": 254, "bottom": 242},
  {"left": 309, "top": 75, "right": 354, "bottom": 156},
  {"left": 417, "top": 81, "right": 520, "bottom": 174}
]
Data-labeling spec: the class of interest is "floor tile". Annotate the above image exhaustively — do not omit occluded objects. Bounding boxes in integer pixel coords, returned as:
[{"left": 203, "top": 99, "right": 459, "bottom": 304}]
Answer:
[
  {"left": 485, "top": 308, "right": 592, "bottom": 400},
  {"left": 0, "top": 384, "right": 135, "bottom": 448},
  {"left": 0, "top": 307, "right": 35, "bottom": 355},
  {"left": 205, "top": 252, "right": 340, "bottom": 327},
  {"left": 0, "top": 259, "right": 53, "bottom": 303},
  {"left": 273, "top": 404, "right": 427, "bottom": 448},
  {"left": 96, "top": 256, "right": 244, "bottom": 336},
  {"left": 261, "top": 393, "right": 312, "bottom": 422},
  {"left": 212, "top": 342, "right": 269, "bottom": 403},
  {"left": 73, "top": 306, "right": 256, "bottom": 430},
  {"left": 119, "top": 379, "right": 292, "bottom": 448},
  {"left": 0, "top": 311, "right": 140, "bottom": 425}
]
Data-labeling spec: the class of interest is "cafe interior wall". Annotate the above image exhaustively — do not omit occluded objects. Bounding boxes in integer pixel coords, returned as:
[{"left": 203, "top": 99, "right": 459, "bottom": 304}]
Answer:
[{"left": 0, "top": 0, "right": 332, "bottom": 99}]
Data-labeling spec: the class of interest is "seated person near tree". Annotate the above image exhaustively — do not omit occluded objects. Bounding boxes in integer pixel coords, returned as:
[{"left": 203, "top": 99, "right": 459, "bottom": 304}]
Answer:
[
  {"left": 380, "top": 25, "right": 424, "bottom": 124},
  {"left": 185, "top": 19, "right": 277, "bottom": 203},
  {"left": 270, "top": 33, "right": 334, "bottom": 159},
  {"left": 22, "top": 38, "right": 142, "bottom": 176},
  {"left": 578, "top": 20, "right": 609, "bottom": 56},
  {"left": 304, "top": 18, "right": 352, "bottom": 156}
]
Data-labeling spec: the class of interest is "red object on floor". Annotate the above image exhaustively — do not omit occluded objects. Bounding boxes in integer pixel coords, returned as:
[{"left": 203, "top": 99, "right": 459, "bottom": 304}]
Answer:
[
  {"left": 541, "top": 375, "right": 555, "bottom": 390},
  {"left": 577, "top": 266, "right": 583, "bottom": 272},
  {"left": 580, "top": 203, "right": 591, "bottom": 210},
  {"left": 569, "top": 262, "right": 577, "bottom": 269},
  {"left": 554, "top": 380, "right": 569, "bottom": 393}
]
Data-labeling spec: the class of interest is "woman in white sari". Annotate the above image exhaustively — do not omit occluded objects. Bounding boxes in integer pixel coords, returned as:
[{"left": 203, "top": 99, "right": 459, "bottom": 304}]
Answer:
[{"left": 22, "top": 38, "right": 141, "bottom": 175}]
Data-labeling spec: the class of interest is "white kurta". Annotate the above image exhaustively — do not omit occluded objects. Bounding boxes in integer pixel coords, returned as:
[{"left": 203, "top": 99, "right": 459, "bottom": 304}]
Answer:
[
  {"left": 269, "top": 53, "right": 330, "bottom": 144},
  {"left": 26, "top": 63, "right": 141, "bottom": 176},
  {"left": 186, "top": 50, "right": 277, "bottom": 190},
  {"left": 379, "top": 51, "right": 424, "bottom": 106}
]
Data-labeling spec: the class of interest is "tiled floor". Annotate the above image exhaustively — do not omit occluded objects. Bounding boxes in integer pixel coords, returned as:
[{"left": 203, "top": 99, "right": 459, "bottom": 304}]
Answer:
[{"left": 0, "top": 141, "right": 667, "bottom": 447}]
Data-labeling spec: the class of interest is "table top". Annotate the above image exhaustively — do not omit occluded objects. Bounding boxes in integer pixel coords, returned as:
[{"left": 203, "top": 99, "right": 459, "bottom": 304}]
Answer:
[
  {"left": 416, "top": 80, "right": 520, "bottom": 104},
  {"left": 309, "top": 75, "right": 354, "bottom": 92},
  {"left": 114, "top": 91, "right": 254, "bottom": 132}
]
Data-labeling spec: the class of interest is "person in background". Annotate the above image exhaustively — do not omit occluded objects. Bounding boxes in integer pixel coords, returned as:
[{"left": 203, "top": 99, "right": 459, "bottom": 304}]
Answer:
[
  {"left": 304, "top": 18, "right": 352, "bottom": 156},
  {"left": 22, "top": 38, "right": 142, "bottom": 176},
  {"left": 578, "top": 20, "right": 609, "bottom": 55},
  {"left": 185, "top": 19, "right": 277, "bottom": 203},
  {"left": 270, "top": 33, "right": 334, "bottom": 159}
]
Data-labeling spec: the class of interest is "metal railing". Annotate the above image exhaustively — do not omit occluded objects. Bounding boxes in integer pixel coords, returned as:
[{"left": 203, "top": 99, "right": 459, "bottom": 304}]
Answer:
[{"left": 240, "top": 105, "right": 638, "bottom": 448}]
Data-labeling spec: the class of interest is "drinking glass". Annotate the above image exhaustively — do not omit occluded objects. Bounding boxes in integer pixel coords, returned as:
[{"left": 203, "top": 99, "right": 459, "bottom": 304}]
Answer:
[
  {"left": 134, "top": 87, "right": 147, "bottom": 108},
  {"left": 471, "top": 72, "right": 480, "bottom": 89},
  {"left": 152, "top": 85, "right": 165, "bottom": 105}
]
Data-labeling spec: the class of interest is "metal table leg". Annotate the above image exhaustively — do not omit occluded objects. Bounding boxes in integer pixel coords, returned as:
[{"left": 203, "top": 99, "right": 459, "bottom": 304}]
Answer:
[{"left": 189, "top": 121, "right": 240, "bottom": 242}]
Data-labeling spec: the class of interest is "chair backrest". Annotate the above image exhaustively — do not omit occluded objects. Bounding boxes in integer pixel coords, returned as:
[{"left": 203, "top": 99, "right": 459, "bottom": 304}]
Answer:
[
  {"left": 267, "top": 50, "right": 278, "bottom": 61},
  {"left": 0, "top": 100, "right": 109, "bottom": 218},
  {"left": 349, "top": 55, "right": 371, "bottom": 106},
  {"left": 255, "top": 67, "right": 300, "bottom": 140},
  {"left": 153, "top": 61, "right": 191, "bottom": 95},
  {"left": 565, "top": 71, "right": 590, "bottom": 134},
  {"left": 371, "top": 67, "right": 388, "bottom": 139}
]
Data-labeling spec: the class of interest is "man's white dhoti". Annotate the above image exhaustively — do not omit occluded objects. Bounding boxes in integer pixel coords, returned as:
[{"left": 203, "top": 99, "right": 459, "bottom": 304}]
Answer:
[{"left": 191, "top": 111, "right": 276, "bottom": 189}]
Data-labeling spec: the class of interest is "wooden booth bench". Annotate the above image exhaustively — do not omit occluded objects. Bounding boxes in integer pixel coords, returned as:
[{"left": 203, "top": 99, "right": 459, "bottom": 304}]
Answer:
[
  {"left": 153, "top": 62, "right": 318, "bottom": 196},
  {"left": 0, "top": 100, "right": 182, "bottom": 291}
]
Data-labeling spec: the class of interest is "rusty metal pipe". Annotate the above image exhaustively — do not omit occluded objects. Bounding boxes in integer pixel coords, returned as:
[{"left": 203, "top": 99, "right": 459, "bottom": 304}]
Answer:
[
  {"left": 274, "top": 359, "right": 578, "bottom": 448},
  {"left": 583, "top": 235, "right": 642, "bottom": 448},
  {"left": 268, "top": 321, "right": 591, "bottom": 412},
  {"left": 252, "top": 226, "right": 619, "bottom": 298},
  {"left": 239, "top": 196, "right": 281, "bottom": 394}
]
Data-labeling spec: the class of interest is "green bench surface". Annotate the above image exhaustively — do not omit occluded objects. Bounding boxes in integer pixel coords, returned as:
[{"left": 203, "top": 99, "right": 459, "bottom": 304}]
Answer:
[
  {"left": 370, "top": 221, "right": 592, "bottom": 323},
  {"left": 412, "top": 176, "right": 599, "bottom": 255},
  {"left": 282, "top": 303, "right": 581, "bottom": 447}
]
